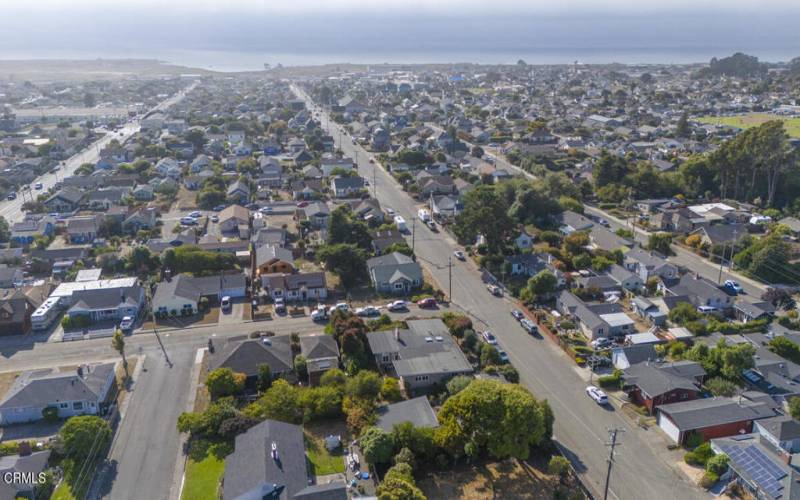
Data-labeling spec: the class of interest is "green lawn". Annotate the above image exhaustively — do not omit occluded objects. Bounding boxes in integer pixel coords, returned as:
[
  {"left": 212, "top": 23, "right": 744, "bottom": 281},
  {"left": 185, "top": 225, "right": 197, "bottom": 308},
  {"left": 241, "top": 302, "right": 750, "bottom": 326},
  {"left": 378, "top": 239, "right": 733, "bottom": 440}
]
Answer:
[
  {"left": 696, "top": 113, "right": 800, "bottom": 138},
  {"left": 181, "top": 439, "right": 228, "bottom": 500},
  {"left": 304, "top": 432, "right": 345, "bottom": 475}
]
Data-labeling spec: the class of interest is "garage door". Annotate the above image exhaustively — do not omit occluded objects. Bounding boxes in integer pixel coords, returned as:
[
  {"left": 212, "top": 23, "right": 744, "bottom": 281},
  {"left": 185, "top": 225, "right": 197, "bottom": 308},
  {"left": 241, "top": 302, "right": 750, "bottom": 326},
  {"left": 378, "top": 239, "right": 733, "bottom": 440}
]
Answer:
[{"left": 657, "top": 412, "right": 681, "bottom": 443}]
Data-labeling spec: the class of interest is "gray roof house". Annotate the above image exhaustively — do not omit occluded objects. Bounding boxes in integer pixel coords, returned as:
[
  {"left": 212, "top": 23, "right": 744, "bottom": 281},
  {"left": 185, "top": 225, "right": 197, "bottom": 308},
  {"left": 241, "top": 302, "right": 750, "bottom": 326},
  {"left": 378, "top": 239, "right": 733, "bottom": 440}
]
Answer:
[
  {"left": 557, "top": 210, "right": 594, "bottom": 234},
  {"left": 623, "top": 248, "right": 678, "bottom": 282},
  {"left": 611, "top": 344, "right": 658, "bottom": 370},
  {"left": 376, "top": 396, "right": 439, "bottom": 432},
  {"left": 662, "top": 274, "right": 733, "bottom": 310},
  {"left": 754, "top": 415, "right": 800, "bottom": 454},
  {"left": 0, "top": 362, "right": 116, "bottom": 425},
  {"left": 300, "top": 334, "right": 340, "bottom": 385},
  {"left": 656, "top": 395, "right": 776, "bottom": 444},
  {"left": 222, "top": 419, "right": 346, "bottom": 500},
  {"left": 367, "top": 319, "right": 473, "bottom": 392},
  {"left": 366, "top": 252, "right": 423, "bottom": 294},
  {"left": 330, "top": 175, "right": 365, "bottom": 198},
  {"left": 210, "top": 335, "right": 294, "bottom": 380},
  {"left": 152, "top": 273, "right": 247, "bottom": 315}
]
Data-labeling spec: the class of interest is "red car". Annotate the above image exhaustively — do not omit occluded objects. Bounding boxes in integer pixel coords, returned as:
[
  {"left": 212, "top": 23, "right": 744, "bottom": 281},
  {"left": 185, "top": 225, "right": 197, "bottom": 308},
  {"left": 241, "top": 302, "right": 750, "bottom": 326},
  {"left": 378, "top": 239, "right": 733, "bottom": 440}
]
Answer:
[
  {"left": 416, "top": 297, "right": 437, "bottom": 308},
  {"left": 296, "top": 201, "right": 309, "bottom": 208}
]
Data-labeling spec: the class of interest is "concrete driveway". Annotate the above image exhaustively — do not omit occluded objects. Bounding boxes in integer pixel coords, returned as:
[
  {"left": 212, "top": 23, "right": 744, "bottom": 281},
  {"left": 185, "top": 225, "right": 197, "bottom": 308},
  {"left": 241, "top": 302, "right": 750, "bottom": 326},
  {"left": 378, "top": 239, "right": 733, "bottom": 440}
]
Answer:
[{"left": 218, "top": 302, "right": 244, "bottom": 325}]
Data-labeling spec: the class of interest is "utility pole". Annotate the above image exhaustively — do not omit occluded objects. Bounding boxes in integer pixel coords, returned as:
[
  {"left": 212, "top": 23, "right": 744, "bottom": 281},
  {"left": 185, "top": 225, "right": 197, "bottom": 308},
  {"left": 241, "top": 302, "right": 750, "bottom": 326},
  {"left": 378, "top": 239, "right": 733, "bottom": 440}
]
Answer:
[
  {"left": 603, "top": 428, "right": 624, "bottom": 500},
  {"left": 717, "top": 240, "right": 728, "bottom": 284},
  {"left": 373, "top": 161, "right": 377, "bottom": 198},
  {"left": 448, "top": 257, "right": 452, "bottom": 303},
  {"left": 411, "top": 217, "right": 416, "bottom": 253}
]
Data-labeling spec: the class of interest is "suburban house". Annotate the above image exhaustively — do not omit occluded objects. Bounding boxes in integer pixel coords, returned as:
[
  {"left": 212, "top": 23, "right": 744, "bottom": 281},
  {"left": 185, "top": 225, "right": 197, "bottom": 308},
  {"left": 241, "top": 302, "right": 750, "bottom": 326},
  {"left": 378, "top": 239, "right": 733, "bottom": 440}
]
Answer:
[
  {"left": 0, "top": 450, "right": 52, "bottom": 499},
  {"left": 607, "top": 264, "right": 644, "bottom": 292},
  {"left": 227, "top": 180, "right": 251, "bottom": 203},
  {"left": 262, "top": 272, "right": 327, "bottom": 302},
  {"left": 656, "top": 395, "right": 776, "bottom": 445},
  {"left": 430, "top": 194, "right": 461, "bottom": 219},
  {"left": 370, "top": 229, "right": 406, "bottom": 255},
  {"left": 152, "top": 273, "right": 247, "bottom": 316},
  {"left": 367, "top": 319, "right": 472, "bottom": 393},
  {"left": 623, "top": 361, "right": 706, "bottom": 414},
  {"left": 299, "top": 202, "right": 330, "bottom": 228},
  {"left": 46, "top": 277, "right": 144, "bottom": 324},
  {"left": 0, "top": 288, "right": 38, "bottom": 336},
  {"left": 222, "top": 419, "right": 347, "bottom": 500},
  {"left": 375, "top": 396, "right": 439, "bottom": 432},
  {"left": 661, "top": 274, "right": 733, "bottom": 311},
  {"left": 0, "top": 267, "right": 23, "bottom": 289},
  {"left": 734, "top": 301, "right": 776, "bottom": 323},
  {"left": 557, "top": 210, "right": 594, "bottom": 234},
  {"left": 556, "top": 291, "right": 636, "bottom": 340},
  {"left": 330, "top": 175, "right": 365, "bottom": 198},
  {"left": 611, "top": 344, "right": 658, "bottom": 370},
  {"left": 210, "top": 335, "right": 294, "bottom": 385},
  {"left": 589, "top": 226, "right": 634, "bottom": 252},
  {"left": 349, "top": 198, "right": 384, "bottom": 224},
  {"left": 514, "top": 230, "right": 535, "bottom": 250},
  {"left": 0, "top": 362, "right": 116, "bottom": 425},
  {"left": 366, "top": 252, "right": 423, "bottom": 294},
  {"left": 66, "top": 216, "right": 102, "bottom": 244},
  {"left": 299, "top": 334, "right": 340, "bottom": 385},
  {"left": 44, "top": 187, "right": 84, "bottom": 212},
  {"left": 11, "top": 217, "right": 54, "bottom": 245},
  {"left": 123, "top": 208, "right": 158, "bottom": 233},
  {"left": 219, "top": 205, "right": 250, "bottom": 236},
  {"left": 254, "top": 244, "right": 295, "bottom": 277},
  {"left": 711, "top": 433, "right": 800, "bottom": 500},
  {"left": 754, "top": 415, "right": 800, "bottom": 453},
  {"left": 631, "top": 297, "right": 667, "bottom": 326},
  {"left": 623, "top": 248, "right": 678, "bottom": 282}
]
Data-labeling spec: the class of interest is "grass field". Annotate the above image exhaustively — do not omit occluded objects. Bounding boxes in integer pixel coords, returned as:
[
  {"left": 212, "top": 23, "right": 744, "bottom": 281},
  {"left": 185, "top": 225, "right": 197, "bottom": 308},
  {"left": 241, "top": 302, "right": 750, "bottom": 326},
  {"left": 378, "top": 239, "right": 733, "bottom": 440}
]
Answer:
[
  {"left": 181, "top": 439, "right": 228, "bottom": 500},
  {"left": 696, "top": 113, "right": 800, "bottom": 137},
  {"left": 51, "top": 482, "right": 77, "bottom": 500},
  {"left": 304, "top": 431, "right": 345, "bottom": 476}
]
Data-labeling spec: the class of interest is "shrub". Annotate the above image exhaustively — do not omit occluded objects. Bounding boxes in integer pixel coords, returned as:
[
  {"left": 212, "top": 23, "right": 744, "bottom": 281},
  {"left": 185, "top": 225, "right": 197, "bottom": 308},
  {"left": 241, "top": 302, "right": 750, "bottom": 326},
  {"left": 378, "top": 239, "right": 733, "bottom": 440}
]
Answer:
[
  {"left": 380, "top": 377, "right": 402, "bottom": 402},
  {"left": 446, "top": 375, "right": 472, "bottom": 395},
  {"left": 685, "top": 432, "right": 704, "bottom": 450},
  {"left": 706, "top": 453, "right": 729, "bottom": 476},
  {"left": 548, "top": 455, "right": 571, "bottom": 480},
  {"left": 597, "top": 370, "right": 622, "bottom": 389},
  {"left": 498, "top": 364, "right": 519, "bottom": 383},
  {"left": 42, "top": 406, "right": 59, "bottom": 423},
  {"left": 684, "top": 442, "right": 714, "bottom": 466},
  {"left": 699, "top": 471, "right": 719, "bottom": 489}
]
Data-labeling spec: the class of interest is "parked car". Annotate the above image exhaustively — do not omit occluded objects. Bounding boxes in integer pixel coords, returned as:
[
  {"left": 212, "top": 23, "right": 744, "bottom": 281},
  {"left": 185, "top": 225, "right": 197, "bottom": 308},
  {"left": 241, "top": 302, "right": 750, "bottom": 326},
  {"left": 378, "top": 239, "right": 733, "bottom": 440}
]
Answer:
[
  {"left": 221, "top": 296, "right": 232, "bottom": 311},
  {"left": 387, "top": 300, "right": 407, "bottom": 311},
  {"left": 6, "top": 192, "right": 16, "bottom": 200},
  {"left": 246, "top": 203, "right": 260, "bottom": 210},
  {"left": 119, "top": 316, "right": 134, "bottom": 330},
  {"left": 259, "top": 206, "right": 273, "bottom": 214},
  {"left": 496, "top": 346, "right": 509, "bottom": 363},
  {"left": 416, "top": 297, "right": 437, "bottom": 308},
  {"left": 213, "top": 204, "right": 227, "bottom": 211},
  {"left": 328, "top": 302, "right": 349, "bottom": 315},
  {"left": 487, "top": 284, "right": 503, "bottom": 297},
  {"left": 356, "top": 306, "right": 380, "bottom": 317},
  {"left": 586, "top": 385, "right": 609, "bottom": 405},
  {"left": 180, "top": 216, "right": 197, "bottom": 225},
  {"left": 724, "top": 280, "right": 744, "bottom": 294},
  {"left": 481, "top": 330, "right": 498, "bottom": 345},
  {"left": 426, "top": 220, "right": 438, "bottom": 232},
  {"left": 274, "top": 298, "right": 286, "bottom": 314},
  {"left": 386, "top": 207, "right": 395, "bottom": 215},
  {"left": 189, "top": 210, "right": 201, "bottom": 218},
  {"left": 210, "top": 215, "right": 219, "bottom": 223},
  {"left": 520, "top": 319, "right": 538, "bottom": 335},
  {"left": 453, "top": 250, "right": 466, "bottom": 261},
  {"left": 590, "top": 337, "right": 613, "bottom": 349},
  {"left": 311, "top": 305, "right": 328, "bottom": 322},
  {"left": 511, "top": 309, "right": 524, "bottom": 320},
  {"left": 697, "top": 305, "right": 719, "bottom": 314},
  {"left": 296, "top": 201, "right": 309, "bottom": 208}
]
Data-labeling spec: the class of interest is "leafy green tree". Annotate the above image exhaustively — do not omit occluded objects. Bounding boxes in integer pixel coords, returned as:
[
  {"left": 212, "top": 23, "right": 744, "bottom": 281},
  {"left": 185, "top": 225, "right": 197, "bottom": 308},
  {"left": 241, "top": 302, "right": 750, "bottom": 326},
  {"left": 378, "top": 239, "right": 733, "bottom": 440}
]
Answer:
[
  {"left": 380, "top": 377, "right": 402, "bottom": 402},
  {"left": 669, "top": 302, "right": 701, "bottom": 325},
  {"left": 454, "top": 186, "right": 514, "bottom": 252},
  {"left": 327, "top": 205, "right": 372, "bottom": 249},
  {"left": 676, "top": 112, "right": 690, "bottom": 138},
  {"left": 0, "top": 216, "right": 9, "bottom": 243},
  {"left": 299, "top": 386, "right": 343, "bottom": 421},
  {"left": 704, "top": 377, "right": 738, "bottom": 397},
  {"left": 317, "top": 243, "right": 366, "bottom": 289},
  {"left": 376, "top": 463, "right": 426, "bottom": 499},
  {"left": 647, "top": 232, "right": 673, "bottom": 256},
  {"left": 112, "top": 329, "right": 128, "bottom": 377},
  {"left": 320, "top": 368, "right": 347, "bottom": 388},
  {"left": 446, "top": 375, "right": 472, "bottom": 395},
  {"left": 480, "top": 343, "right": 502, "bottom": 367},
  {"left": 435, "top": 379, "right": 548, "bottom": 460},
  {"left": 548, "top": 456, "right": 571, "bottom": 482},
  {"left": 523, "top": 271, "right": 557, "bottom": 303},
  {"left": 789, "top": 397, "right": 800, "bottom": 420},
  {"left": 769, "top": 336, "right": 800, "bottom": 364},
  {"left": 256, "top": 364, "right": 272, "bottom": 392},
  {"left": 206, "top": 368, "right": 245, "bottom": 399},
  {"left": 58, "top": 415, "right": 111, "bottom": 461},
  {"left": 346, "top": 370, "right": 382, "bottom": 402},
  {"left": 245, "top": 379, "right": 302, "bottom": 423},
  {"left": 360, "top": 426, "right": 394, "bottom": 464},
  {"left": 593, "top": 151, "right": 629, "bottom": 187},
  {"left": 125, "top": 246, "right": 160, "bottom": 274}
]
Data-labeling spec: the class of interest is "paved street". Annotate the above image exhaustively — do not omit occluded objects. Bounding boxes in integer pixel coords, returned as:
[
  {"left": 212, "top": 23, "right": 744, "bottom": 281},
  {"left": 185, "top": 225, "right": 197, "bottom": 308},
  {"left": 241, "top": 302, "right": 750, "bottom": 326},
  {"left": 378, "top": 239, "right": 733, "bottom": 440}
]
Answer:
[{"left": 295, "top": 85, "right": 706, "bottom": 500}]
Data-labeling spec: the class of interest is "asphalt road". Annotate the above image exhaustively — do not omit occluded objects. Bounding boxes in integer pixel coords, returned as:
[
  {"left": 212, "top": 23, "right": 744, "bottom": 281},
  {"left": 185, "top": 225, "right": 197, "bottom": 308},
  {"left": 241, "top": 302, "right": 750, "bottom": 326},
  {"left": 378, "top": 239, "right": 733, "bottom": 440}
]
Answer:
[{"left": 295, "top": 85, "right": 707, "bottom": 500}]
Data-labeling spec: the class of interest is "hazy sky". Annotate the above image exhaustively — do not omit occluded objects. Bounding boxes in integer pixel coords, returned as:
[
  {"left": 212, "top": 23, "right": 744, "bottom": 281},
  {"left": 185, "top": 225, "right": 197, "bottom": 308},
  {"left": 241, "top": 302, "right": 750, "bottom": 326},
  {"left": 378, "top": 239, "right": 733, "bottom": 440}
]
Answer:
[{"left": 2, "top": 1, "right": 799, "bottom": 67}]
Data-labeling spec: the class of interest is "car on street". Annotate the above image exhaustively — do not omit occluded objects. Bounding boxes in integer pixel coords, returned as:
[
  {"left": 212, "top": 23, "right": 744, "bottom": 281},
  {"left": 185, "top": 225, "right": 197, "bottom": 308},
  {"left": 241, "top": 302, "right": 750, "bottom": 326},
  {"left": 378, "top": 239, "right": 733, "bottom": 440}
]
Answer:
[
  {"left": 453, "top": 250, "right": 466, "bottom": 261},
  {"left": 221, "top": 296, "right": 232, "bottom": 311},
  {"left": 274, "top": 298, "right": 286, "bottom": 314},
  {"left": 511, "top": 309, "right": 524, "bottom": 320},
  {"left": 6, "top": 192, "right": 16, "bottom": 200},
  {"left": 189, "top": 211, "right": 201, "bottom": 218},
  {"left": 356, "top": 305, "right": 380, "bottom": 317},
  {"left": 386, "top": 207, "right": 395, "bottom": 215},
  {"left": 387, "top": 300, "right": 407, "bottom": 311},
  {"left": 311, "top": 305, "right": 328, "bottom": 322},
  {"left": 259, "top": 206, "right": 273, "bottom": 214},
  {"left": 496, "top": 346, "right": 509, "bottom": 363},
  {"left": 296, "top": 201, "right": 309, "bottom": 208},
  {"left": 724, "top": 280, "right": 744, "bottom": 294},
  {"left": 210, "top": 215, "right": 219, "bottom": 223},
  {"left": 119, "top": 316, "right": 134, "bottom": 330},
  {"left": 213, "top": 204, "right": 227, "bottom": 212},
  {"left": 34, "top": 183, "right": 43, "bottom": 190},
  {"left": 328, "top": 302, "right": 349, "bottom": 315},
  {"left": 481, "top": 330, "right": 498, "bottom": 345},
  {"left": 520, "top": 319, "right": 538, "bottom": 335},
  {"left": 487, "top": 284, "right": 503, "bottom": 297},
  {"left": 180, "top": 216, "right": 197, "bottom": 225},
  {"left": 416, "top": 297, "right": 437, "bottom": 308},
  {"left": 586, "top": 385, "right": 609, "bottom": 405},
  {"left": 426, "top": 220, "right": 438, "bottom": 231},
  {"left": 246, "top": 203, "right": 260, "bottom": 210},
  {"left": 369, "top": 158, "right": 374, "bottom": 163}
]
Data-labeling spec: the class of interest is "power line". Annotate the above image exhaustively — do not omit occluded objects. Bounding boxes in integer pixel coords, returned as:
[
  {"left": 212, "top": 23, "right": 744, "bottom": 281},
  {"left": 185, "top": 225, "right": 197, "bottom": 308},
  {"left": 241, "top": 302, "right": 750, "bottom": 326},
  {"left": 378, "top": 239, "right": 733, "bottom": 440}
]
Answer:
[{"left": 603, "top": 428, "right": 624, "bottom": 500}]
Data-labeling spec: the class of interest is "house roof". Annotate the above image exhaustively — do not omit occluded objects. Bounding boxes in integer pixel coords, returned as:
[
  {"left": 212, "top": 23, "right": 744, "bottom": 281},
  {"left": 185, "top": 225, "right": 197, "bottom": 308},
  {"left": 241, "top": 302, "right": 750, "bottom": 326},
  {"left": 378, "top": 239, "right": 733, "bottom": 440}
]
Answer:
[
  {"left": 557, "top": 210, "right": 594, "bottom": 232},
  {"left": 154, "top": 273, "right": 246, "bottom": 304},
  {"left": 366, "top": 252, "right": 422, "bottom": 284},
  {"left": 256, "top": 244, "right": 294, "bottom": 269},
  {"left": 658, "top": 396, "right": 775, "bottom": 431},
  {"left": 712, "top": 433, "right": 800, "bottom": 500},
  {"left": 375, "top": 396, "right": 440, "bottom": 432},
  {"left": 757, "top": 414, "right": 800, "bottom": 441},
  {"left": 210, "top": 335, "right": 294, "bottom": 377},
  {"left": 223, "top": 419, "right": 309, "bottom": 500},
  {"left": 624, "top": 361, "right": 704, "bottom": 398},
  {"left": 613, "top": 344, "right": 658, "bottom": 366},
  {"left": 299, "top": 334, "right": 339, "bottom": 361},
  {"left": 0, "top": 363, "right": 115, "bottom": 410},
  {"left": 0, "top": 450, "right": 52, "bottom": 498},
  {"left": 219, "top": 204, "right": 249, "bottom": 223}
]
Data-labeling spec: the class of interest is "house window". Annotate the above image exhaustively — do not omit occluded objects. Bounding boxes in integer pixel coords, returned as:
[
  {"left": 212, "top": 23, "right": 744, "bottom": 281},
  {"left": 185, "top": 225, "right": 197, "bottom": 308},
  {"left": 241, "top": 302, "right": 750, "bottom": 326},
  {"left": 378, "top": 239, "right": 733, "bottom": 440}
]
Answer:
[
  {"left": 382, "top": 355, "right": 389, "bottom": 363},
  {"left": 73, "top": 402, "right": 84, "bottom": 410},
  {"left": 393, "top": 283, "right": 404, "bottom": 290},
  {"left": 414, "top": 375, "right": 429, "bottom": 382},
  {"left": 60, "top": 403, "right": 68, "bottom": 409},
  {"left": 89, "top": 402, "right": 95, "bottom": 407}
]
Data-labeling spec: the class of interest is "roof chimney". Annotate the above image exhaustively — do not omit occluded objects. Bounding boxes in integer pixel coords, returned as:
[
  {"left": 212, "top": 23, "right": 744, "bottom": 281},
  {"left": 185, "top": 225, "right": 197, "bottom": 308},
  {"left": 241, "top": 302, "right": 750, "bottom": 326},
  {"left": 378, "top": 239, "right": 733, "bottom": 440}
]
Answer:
[
  {"left": 394, "top": 327, "right": 399, "bottom": 341},
  {"left": 271, "top": 441, "right": 279, "bottom": 461}
]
